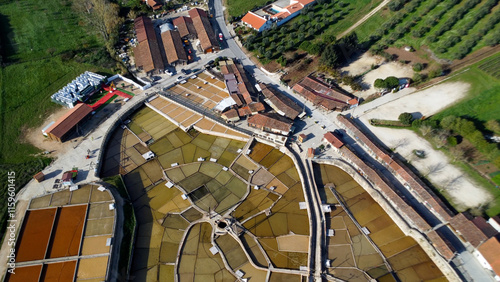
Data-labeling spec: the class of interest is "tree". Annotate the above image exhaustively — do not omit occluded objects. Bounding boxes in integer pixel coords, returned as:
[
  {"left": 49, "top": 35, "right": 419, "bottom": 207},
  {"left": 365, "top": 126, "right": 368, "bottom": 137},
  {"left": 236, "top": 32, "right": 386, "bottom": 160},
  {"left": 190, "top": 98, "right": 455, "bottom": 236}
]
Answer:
[
  {"left": 374, "top": 78, "right": 386, "bottom": 89},
  {"left": 388, "top": 0, "right": 404, "bottom": 11},
  {"left": 440, "top": 116, "right": 457, "bottom": 130},
  {"left": 428, "top": 66, "right": 443, "bottom": 78},
  {"left": 320, "top": 44, "right": 340, "bottom": 68},
  {"left": 399, "top": 112, "right": 414, "bottom": 125},
  {"left": 419, "top": 125, "right": 433, "bottom": 136},
  {"left": 385, "top": 76, "right": 400, "bottom": 89},
  {"left": 413, "top": 63, "right": 423, "bottom": 72},
  {"left": 447, "top": 136, "right": 458, "bottom": 146},
  {"left": 73, "top": 0, "right": 122, "bottom": 46},
  {"left": 412, "top": 73, "right": 425, "bottom": 84}
]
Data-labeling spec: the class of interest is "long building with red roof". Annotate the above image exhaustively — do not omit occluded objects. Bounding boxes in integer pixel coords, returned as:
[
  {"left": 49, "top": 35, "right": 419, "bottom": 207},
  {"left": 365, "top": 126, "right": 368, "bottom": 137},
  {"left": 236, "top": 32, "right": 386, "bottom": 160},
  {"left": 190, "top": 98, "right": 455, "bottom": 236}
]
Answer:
[
  {"left": 188, "top": 8, "right": 219, "bottom": 53},
  {"left": 46, "top": 103, "right": 93, "bottom": 142},
  {"left": 133, "top": 16, "right": 164, "bottom": 75}
]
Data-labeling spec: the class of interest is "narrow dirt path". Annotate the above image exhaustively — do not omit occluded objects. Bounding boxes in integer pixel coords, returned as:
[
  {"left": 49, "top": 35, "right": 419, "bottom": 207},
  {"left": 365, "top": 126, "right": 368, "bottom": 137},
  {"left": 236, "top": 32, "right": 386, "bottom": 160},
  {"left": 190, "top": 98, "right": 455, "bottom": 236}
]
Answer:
[{"left": 337, "top": 0, "right": 391, "bottom": 38}]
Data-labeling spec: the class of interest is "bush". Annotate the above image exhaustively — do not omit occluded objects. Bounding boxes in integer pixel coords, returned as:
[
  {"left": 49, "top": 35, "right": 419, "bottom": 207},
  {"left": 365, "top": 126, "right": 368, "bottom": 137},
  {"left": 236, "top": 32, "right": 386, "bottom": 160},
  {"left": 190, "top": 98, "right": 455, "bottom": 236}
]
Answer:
[
  {"left": 412, "top": 72, "right": 426, "bottom": 84},
  {"left": 398, "top": 112, "right": 414, "bottom": 125},
  {"left": 428, "top": 66, "right": 443, "bottom": 78},
  {"left": 447, "top": 136, "right": 458, "bottom": 146},
  {"left": 385, "top": 76, "right": 400, "bottom": 89},
  {"left": 413, "top": 63, "right": 423, "bottom": 72},
  {"left": 441, "top": 115, "right": 457, "bottom": 130}
]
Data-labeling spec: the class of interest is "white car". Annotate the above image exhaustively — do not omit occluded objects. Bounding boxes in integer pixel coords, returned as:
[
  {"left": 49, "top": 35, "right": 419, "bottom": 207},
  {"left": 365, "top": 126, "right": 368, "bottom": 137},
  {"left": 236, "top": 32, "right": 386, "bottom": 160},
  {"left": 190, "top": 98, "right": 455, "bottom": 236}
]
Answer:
[
  {"left": 165, "top": 70, "right": 174, "bottom": 76},
  {"left": 176, "top": 76, "right": 185, "bottom": 82}
]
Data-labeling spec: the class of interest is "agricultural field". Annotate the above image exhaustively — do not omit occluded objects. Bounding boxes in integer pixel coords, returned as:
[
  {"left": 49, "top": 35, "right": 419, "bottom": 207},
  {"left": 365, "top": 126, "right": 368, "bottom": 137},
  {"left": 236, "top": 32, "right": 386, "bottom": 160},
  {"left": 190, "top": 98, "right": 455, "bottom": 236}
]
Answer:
[
  {"left": 242, "top": 0, "right": 382, "bottom": 61},
  {"left": 104, "top": 107, "right": 310, "bottom": 280},
  {"left": 0, "top": 0, "right": 115, "bottom": 238},
  {"left": 7, "top": 186, "right": 115, "bottom": 282},
  {"left": 314, "top": 164, "right": 446, "bottom": 281},
  {"left": 358, "top": 0, "right": 500, "bottom": 60}
]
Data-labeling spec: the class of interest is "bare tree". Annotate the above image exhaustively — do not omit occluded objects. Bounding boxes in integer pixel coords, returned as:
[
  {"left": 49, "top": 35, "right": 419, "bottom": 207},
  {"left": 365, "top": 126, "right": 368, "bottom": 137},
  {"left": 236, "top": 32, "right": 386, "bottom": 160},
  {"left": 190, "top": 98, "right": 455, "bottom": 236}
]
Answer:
[
  {"left": 419, "top": 125, "right": 433, "bottom": 137},
  {"left": 73, "top": 0, "right": 122, "bottom": 43},
  {"left": 450, "top": 146, "right": 467, "bottom": 162}
]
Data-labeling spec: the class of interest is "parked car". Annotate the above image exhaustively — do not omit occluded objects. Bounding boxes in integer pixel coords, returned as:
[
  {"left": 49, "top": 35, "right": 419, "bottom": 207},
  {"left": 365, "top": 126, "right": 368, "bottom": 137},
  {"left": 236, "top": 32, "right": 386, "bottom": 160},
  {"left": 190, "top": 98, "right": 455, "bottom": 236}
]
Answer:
[
  {"left": 176, "top": 76, "right": 185, "bottom": 82},
  {"left": 219, "top": 33, "right": 223, "bottom": 41},
  {"left": 205, "top": 60, "right": 215, "bottom": 68}
]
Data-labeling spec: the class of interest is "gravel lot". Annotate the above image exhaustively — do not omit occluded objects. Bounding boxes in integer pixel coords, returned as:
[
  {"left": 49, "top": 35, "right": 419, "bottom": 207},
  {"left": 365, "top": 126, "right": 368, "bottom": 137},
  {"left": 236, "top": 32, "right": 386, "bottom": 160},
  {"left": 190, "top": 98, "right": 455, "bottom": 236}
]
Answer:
[
  {"left": 356, "top": 81, "right": 491, "bottom": 210},
  {"left": 342, "top": 53, "right": 415, "bottom": 99}
]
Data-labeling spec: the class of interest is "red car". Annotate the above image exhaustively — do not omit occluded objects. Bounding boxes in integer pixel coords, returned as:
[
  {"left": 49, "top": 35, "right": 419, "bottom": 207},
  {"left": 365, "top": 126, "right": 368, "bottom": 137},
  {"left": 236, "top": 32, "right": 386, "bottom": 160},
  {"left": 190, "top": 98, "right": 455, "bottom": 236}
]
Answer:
[{"left": 219, "top": 33, "right": 223, "bottom": 41}]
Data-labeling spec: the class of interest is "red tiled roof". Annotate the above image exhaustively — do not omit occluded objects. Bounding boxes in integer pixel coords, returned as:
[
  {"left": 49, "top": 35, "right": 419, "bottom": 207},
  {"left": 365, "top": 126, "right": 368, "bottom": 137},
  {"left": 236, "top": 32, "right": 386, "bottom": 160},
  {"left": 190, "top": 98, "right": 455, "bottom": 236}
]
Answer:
[
  {"left": 241, "top": 11, "right": 268, "bottom": 30},
  {"left": 478, "top": 236, "right": 500, "bottom": 276},
  {"left": 46, "top": 104, "right": 93, "bottom": 139},
  {"left": 323, "top": 132, "right": 344, "bottom": 149},
  {"left": 450, "top": 213, "right": 488, "bottom": 248},
  {"left": 230, "top": 94, "right": 244, "bottom": 107},
  {"left": 134, "top": 16, "right": 164, "bottom": 73},
  {"left": 426, "top": 230, "right": 455, "bottom": 260},
  {"left": 172, "top": 16, "right": 197, "bottom": 38},
  {"left": 296, "top": 0, "right": 315, "bottom": 5},
  {"left": 221, "top": 109, "right": 239, "bottom": 120},
  {"left": 147, "top": 0, "right": 162, "bottom": 10},
  {"left": 298, "top": 75, "right": 353, "bottom": 102},
  {"left": 188, "top": 8, "right": 219, "bottom": 52},
  {"left": 160, "top": 30, "right": 187, "bottom": 64},
  {"left": 348, "top": 98, "right": 359, "bottom": 105},
  {"left": 338, "top": 145, "right": 431, "bottom": 231},
  {"left": 248, "top": 102, "right": 265, "bottom": 113},
  {"left": 238, "top": 106, "right": 252, "bottom": 117},
  {"left": 247, "top": 113, "right": 292, "bottom": 134},
  {"left": 222, "top": 61, "right": 256, "bottom": 104},
  {"left": 135, "top": 16, "right": 155, "bottom": 43},
  {"left": 260, "top": 83, "right": 302, "bottom": 119},
  {"left": 293, "top": 77, "right": 350, "bottom": 112}
]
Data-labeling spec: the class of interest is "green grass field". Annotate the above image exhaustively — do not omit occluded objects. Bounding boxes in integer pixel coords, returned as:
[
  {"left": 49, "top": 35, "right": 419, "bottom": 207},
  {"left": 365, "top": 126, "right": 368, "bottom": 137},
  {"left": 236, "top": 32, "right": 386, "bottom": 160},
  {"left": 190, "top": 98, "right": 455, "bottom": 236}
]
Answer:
[
  {"left": 0, "top": 0, "right": 114, "bottom": 239},
  {"left": 0, "top": 0, "right": 100, "bottom": 62},
  {"left": 430, "top": 53, "right": 500, "bottom": 216},
  {"left": 432, "top": 53, "right": 500, "bottom": 122},
  {"left": 226, "top": 0, "right": 269, "bottom": 18}
]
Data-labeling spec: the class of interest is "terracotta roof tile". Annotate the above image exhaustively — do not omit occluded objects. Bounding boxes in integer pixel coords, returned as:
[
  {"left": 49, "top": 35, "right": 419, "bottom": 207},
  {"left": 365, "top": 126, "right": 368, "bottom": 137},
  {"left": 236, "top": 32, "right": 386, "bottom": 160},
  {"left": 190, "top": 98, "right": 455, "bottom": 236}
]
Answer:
[
  {"left": 147, "top": 0, "right": 162, "bottom": 10},
  {"left": 46, "top": 104, "right": 93, "bottom": 139},
  {"left": 248, "top": 102, "right": 265, "bottom": 113},
  {"left": 188, "top": 8, "right": 219, "bottom": 52},
  {"left": 160, "top": 30, "right": 187, "bottom": 64},
  {"left": 478, "top": 236, "right": 500, "bottom": 276},
  {"left": 134, "top": 16, "right": 164, "bottom": 73},
  {"left": 323, "top": 132, "right": 344, "bottom": 148},
  {"left": 241, "top": 12, "right": 268, "bottom": 30},
  {"left": 172, "top": 16, "right": 197, "bottom": 38},
  {"left": 222, "top": 108, "right": 239, "bottom": 120},
  {"left": 426, "top": 230, "right": 455, "bottom": 260},
  {"left": 450, "top": 213, "right": 488, "bottom": 247},
  {"left": 247, "top": 113, "right": 292, "bottom": 134},
  {"left": 260, "top": 83, "right": 302, "bottom": 119}
]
